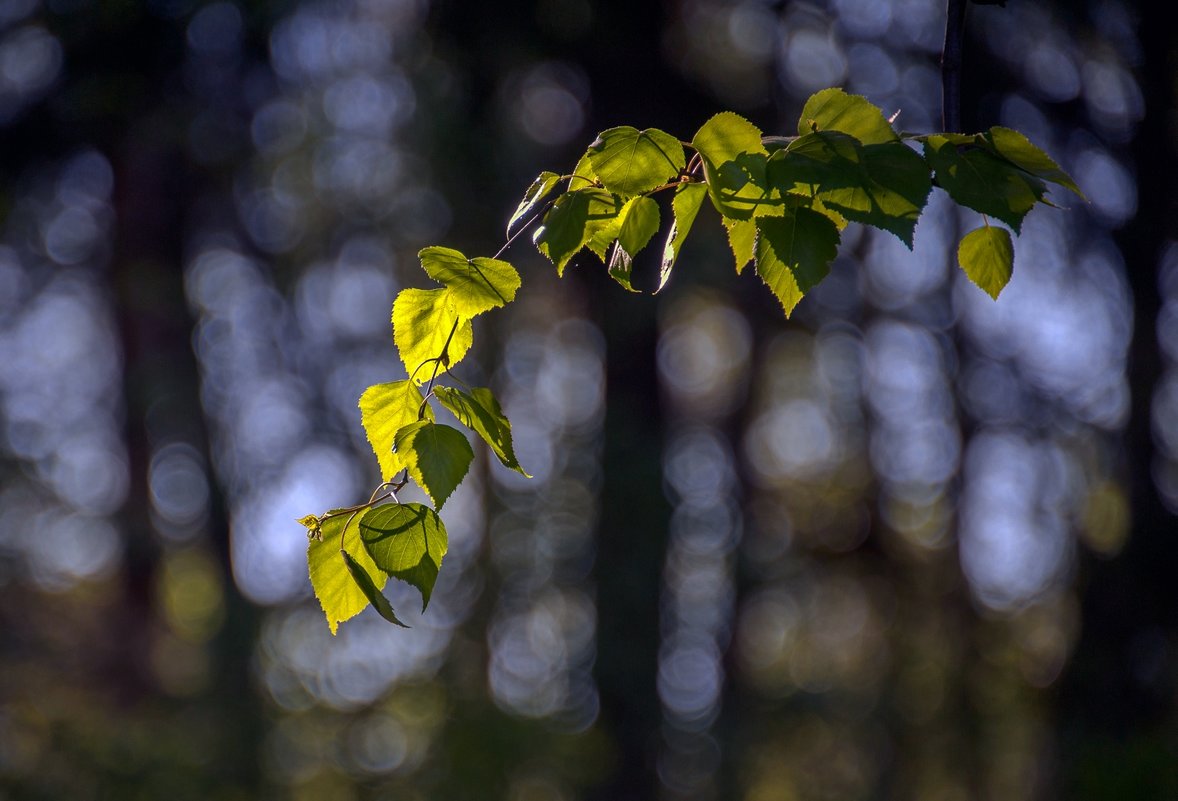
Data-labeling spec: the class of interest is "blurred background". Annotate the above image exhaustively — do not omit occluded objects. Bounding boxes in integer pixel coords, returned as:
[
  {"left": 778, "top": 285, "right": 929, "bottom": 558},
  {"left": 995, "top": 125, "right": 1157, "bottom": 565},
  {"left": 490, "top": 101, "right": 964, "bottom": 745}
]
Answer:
[{"left": 0, "top": 0, "right": 1175, "bottom": 798}]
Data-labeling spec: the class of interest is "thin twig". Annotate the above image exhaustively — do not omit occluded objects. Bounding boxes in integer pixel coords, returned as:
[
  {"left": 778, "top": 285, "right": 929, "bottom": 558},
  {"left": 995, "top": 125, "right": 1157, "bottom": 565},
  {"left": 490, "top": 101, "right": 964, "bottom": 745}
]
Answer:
[{"left": 496, "top": 197, "right": 556, "bottom": 259}]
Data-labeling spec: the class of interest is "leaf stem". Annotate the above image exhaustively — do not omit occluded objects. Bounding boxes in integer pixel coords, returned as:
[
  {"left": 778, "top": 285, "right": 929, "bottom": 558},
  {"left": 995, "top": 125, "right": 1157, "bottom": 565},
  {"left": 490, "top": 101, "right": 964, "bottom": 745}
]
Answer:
[
  {"left": 567, "top": 172, "right": 597, "bottom": 187},
  {"left": 417, "top": 387, "right": 436, "bottom": 420},
  {"left": 327, "top": 482, "right": 400, "bottom": 550},
  {"left": 442, "top": 366, "right": 475, "bottom": 394},
  {"left": 646, "top": 178, "right": 700, "bottom": 196},
  {"left": 322, "top": 484, "right": 397, "bottom": 520},
  {"left": 424, "top": 317, "right": 461, "bottom": 397}
]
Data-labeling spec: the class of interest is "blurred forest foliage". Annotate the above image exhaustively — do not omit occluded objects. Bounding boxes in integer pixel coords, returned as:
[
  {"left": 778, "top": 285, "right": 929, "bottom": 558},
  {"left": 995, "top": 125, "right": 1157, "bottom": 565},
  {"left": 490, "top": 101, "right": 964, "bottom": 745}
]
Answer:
[{"left": 0, "top": 0, "right": 1176, "bottom": 799}]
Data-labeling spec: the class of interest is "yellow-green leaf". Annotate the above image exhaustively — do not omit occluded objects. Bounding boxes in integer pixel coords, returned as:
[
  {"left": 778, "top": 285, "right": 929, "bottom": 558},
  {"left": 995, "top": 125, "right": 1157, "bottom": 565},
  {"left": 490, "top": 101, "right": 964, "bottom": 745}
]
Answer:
[
  {"left": 923, "top": 135, "right": 1046, "bottom": 232},
  {"left": 508, "top": 171, "right": 562, "bottom": 235},
  {"left": 607, "top": 195, "right": 661, "bottom": 291},
  {"left": 691, "top": 112, "right": 775, "bottom": 220},
  {"left": 360, "top": 502, "right": 448, "bottom": 611},
  {"left": 394, "top": 421, "right": 473, "bottom": 510},
  {"left": 359, "top": 380, "right": 431, "bottom": 481},
  {"left": 769, "top": 132, "right": 931, "bottom": 246},
  {"left": 419, "top": 246, "right": 520, "bottom": 318},
  {"left": 798, "top": 87, "right": 899, "bottom": 145},
  {"left": 392, "top": 287, "right": 473, "bottom": 383},
  {"left": 957, "top": 224, "right": 1013, "bottom": 299},
  {"left": 659, "top": 182, "right": 708, "bottom": 292},
  {"left": 754, "top": 208, "right": 841, "bottom": 317},
  {"left": 435, "top": 385, "right": 529, "bottom": 477},
  {"left": 342, "top": 550, "right": 408, "bottom": 627},
  {"left": 568, "top": 149, "right": 599, "bottom": 191},
  {"left": 533, "top": 188, "right": 624, "bottom": 275},
  {"left": 724, "top": 216, "right": 756, "bottom": 274},
  {"left": 588, "top": 126, "right": 685, "bottom": 197},
  {"left": 985, "top": 126, "right": 1085, "bottom": 199},
  {"left": 308, "top": 511, "right": 388, "bottom": 635}
]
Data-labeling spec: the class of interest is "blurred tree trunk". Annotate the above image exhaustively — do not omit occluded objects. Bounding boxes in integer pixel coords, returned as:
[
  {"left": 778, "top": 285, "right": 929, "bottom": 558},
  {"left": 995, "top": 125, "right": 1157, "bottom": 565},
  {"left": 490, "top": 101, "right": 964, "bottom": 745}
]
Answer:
[
  {"left": 1056, "top": 2, "right": 1178, "bottom": 796},
  {"left": 66, "top": 6, "right": 265, "bottom": 789},
  {"left": 592, "top": 283, "right": 670, "bottom": 801}
]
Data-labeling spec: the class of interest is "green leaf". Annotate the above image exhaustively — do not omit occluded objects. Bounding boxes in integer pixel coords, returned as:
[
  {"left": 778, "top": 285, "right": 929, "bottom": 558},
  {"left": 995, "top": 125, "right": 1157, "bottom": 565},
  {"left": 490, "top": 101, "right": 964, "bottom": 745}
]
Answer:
[
  {"left": 392, "top": 288, "right": 474, "bottom": 383},
  {"left": 360, "top": 503, "right": 448, "bottom": 612},
  {"left": 419, "top": 246, "right": 521, "bottom": 317},
  {"left": 769, "top": 132, "right": 931, "bottom": 246},
  {"left": 724, "top": 216, "right": 756, "bottom": 274},
  {"left": 957, "top": 224, "right": 1014, "bottom": 299},
  {"left": 359, "top": 380, "right": 432, "bottom": 481},
  {"left": 771, "top": 129, "right": 863, "bottom": 188},
  {"left": 394, "top": 421, "right": 473, "bottom": 510},
  {"left": 309, "top": 511, "right": 389, "bottom": 634},
  {"left": 608, "top": 195, "right": 661, "bottom": 291},
  {"left": 616, "top": 195, "right": 661, "bottom": 255},
  {"left": 923, "top": 135, "right": 1047, "bottom": 232},
  {"left": 508, "top": 171, "right": 561, "bottom": 235},
  {"left": 691, "top": 112, "right": 776, "bottom": 220},
  {"left": 435, "top": 385, "right": 530, "bottom": 477},
  {"left": 984, "top": 126, "right": 1084, "bottom": 199},
  {"left": 586, "top": 220, "right": 624, "bottom": 261},
  {"left": 798, "top": 88, "right": 898, "bottom": 145},
  {"left": 342, "top": 550, "right": 408, "bottom": 627},
  {"left": 568, "top": 150, "right": 599, "bottom": 190},
  {"left": 754, "top": 208, "right": 841, "bottom": 317},
  {"left": 587, "top": 126, "right": 685, "bottom": 197},
  {"left": 840, "top": 142, "right": 932, "bottom": 239},
  {"left": 533, "top": 188, "right": 624, "bottom": 275},
  {"left": 659, "top": 182, "right": 708, "bottom": 292}
]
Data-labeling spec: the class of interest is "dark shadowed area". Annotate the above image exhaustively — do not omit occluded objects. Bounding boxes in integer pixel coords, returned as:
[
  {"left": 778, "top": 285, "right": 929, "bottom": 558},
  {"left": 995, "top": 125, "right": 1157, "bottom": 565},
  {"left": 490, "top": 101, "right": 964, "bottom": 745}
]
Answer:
[{"left": 1, "top": 0, "right": 1176, "bottom": 799}]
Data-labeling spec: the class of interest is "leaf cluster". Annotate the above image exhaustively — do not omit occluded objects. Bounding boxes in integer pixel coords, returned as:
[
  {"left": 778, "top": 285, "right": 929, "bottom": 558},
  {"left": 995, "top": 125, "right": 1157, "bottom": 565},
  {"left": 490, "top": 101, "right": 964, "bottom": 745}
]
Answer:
[
  {"left": 300, "top": 88, "right": 1079, "bottom": 633},
  {"left": 530, "top": 88, "right": 1078, "bottom": 311},
  {"left": 302, "top": 247, "right": 526, "bottom": 633}
]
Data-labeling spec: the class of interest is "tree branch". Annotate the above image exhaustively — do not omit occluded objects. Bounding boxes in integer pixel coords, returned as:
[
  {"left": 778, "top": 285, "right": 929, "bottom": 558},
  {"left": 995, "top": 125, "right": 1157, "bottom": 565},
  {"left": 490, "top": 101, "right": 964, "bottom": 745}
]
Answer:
[{"left": 942, "top": 0, "right": 967, "bottom": 132}]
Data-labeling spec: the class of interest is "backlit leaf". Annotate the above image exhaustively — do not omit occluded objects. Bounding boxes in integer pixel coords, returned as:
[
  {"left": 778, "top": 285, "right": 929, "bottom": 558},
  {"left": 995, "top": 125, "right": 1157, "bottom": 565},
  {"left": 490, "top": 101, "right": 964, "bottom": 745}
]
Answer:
[
  {"left": 769, "top": 132, "right": 931, "bottom": 246},
  {"left": 568, "top": 149, "right": 599, "bottom": 190},
  {"left": 360, "top": 502, "right": 448, "bottom": 612},
  {"left": 507, "top": 171, "right": 561, "bottom": 235},
  {"left": 799, "top": 87, "right": 898, "bottom": 145},
  {"left": 533, "top": 188, "right": 624, "bottom": 275},
  {"left": 984, "top": 126, "right": 1084, "bottom": 199},
  {"left": 308, "top": 511, "right": 388, "bottom": 635},
  {"left": 394, "top": 421, "right": 473, "bottom": 510},
  {"left": 659, "top": 182, "right": 708, "bottom": 292},
  {"left": 342, "top": 550, "right": 408, "bottom": 627},
  {"left": 359, "top": 380, "right": 431, "bottom": 481},
  {"left": 772, "top": 129, "right": 864, "bottom": 189},
  {"left": 836, "top": 142, "right": 932, "bottom": 242},
  {"left": 608, "top": 195, "right": 661, "bottom": 291},
  {"left": 419, "top": 246, "right": 521, "bottom": 317},
  {"left": 435, "top": 385, "right": 529, "bottom": 476},
  {"left": 724, "top": 216, "right": 756, "bottom": 274},
  {"left": 923, "top": 135, "right": 1046, "bottom": 232},
  {"left": 588, "top": 126, "right": 685, "bottom": 197},
  {"left": 392, "top": 287, "right": 473, "bottom": 383},
  {"left": 957, "top": 224, "right": 1013, "bottom": 299},
  {"left": 754, "top": 208, "right": 841, "bottom": 317},
  {"left": 692, "top": 112, "right": 776, "bottom": 220}
]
